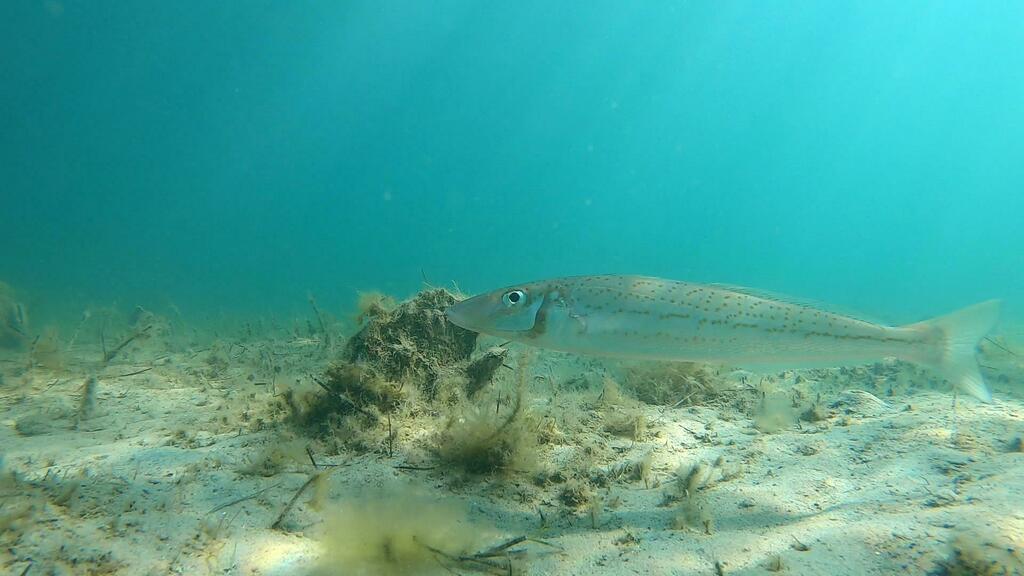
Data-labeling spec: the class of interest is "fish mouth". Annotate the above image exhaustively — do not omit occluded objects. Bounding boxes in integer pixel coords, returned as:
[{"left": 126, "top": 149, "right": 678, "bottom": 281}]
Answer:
[{"left": 444, "top": 303, "right": 471, "bottom": 331}]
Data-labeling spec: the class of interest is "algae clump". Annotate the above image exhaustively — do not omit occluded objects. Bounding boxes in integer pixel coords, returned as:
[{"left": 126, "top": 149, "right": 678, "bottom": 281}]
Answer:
[
  {"left": 434, "top": 355, "right": 539, "bottom": 475},
  {"left": 343, "top": 288, "right": 477, "bottom": 395},
  {"left": 435, "top": 381, "right": 538, "bottom": 474},
  {"left": 620, "top": 361, "right": 720, "bottom": 406},
  {"left": 312, "top": 488, "right": 488, "bottom": 576},
  {"left": 935, "top": 531, "right": 1024, "bottom": 576}
]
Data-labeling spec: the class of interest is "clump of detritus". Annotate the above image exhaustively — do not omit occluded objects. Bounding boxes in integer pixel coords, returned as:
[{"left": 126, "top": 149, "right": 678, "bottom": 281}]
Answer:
[
  {"left": 603, "top": 408, "right": 648, "bottom": 441},
  {"left": 434, "top": 360, "right": 538, "bottom": 475},
  {"left": 0, "top": 281, "right": 28, "bottom": 351},
  {"left": 343, "top": 289, "right": 477, "bottom": 396},
  {"left": 596, "top": 377, "right": 625, "bottom": 408},
  {"left": 668, "top": 457, "right": 725, "bottom": 535},
  {"left": 29, "top": 327, "right": 64, "bottom": 371},
  {"left": 428, "top": 368, "right": 472, "bottom": 407},
  {"left": 311, "top": 486, "right": 489, "bottom": 576},
  {"left": 765, "top": 554, "right": 785, "bottom": 572},
  {"left": 620, "top": 361, "right": 721, "bottom": 406},
  {"left": 559, "top": 479, "right": 593, "bottom": 508},
  {"left": 934, "top": 530, "right": 1023, "bottom": 576},
  {"left": 238, "top": 437, "right": 308, "bottom": 477},
  {"left": 321, "top": 362, "right": 404, "bottom": 415},
  {"left": 673, "top": 496, "right": 713, "bottom": 535},
  {"left": 125, "top": 305, "right": 176, "bottom": 352},
  {"left": 465, "top": 346, "right": 508, "bottom": 398},
  {"left": 354, "top": 291, "right": 397, "bottom": 325},
  {"left": 76, "top": 374, "right": 99, "bottom": 426},
  {"left": 291, "top": 362, "right": 401, "bottom": 424},
  {"left": 800, "top": 391, "right": 831, "bottom": 422},
  {"left": 595, "top": 451, "right": 654, "bottom": 489},
  {"left": 594, "top": 378, "right": 649, "bottom": 441},
  {"left": 753, "top": 389, "right": 799, "bottom": 433},
  {"left": 284, "top": 362, "right": 403, "bottom": 452},
  {"left": 0, "top": 457, "right": 36, "bottom": 538}
]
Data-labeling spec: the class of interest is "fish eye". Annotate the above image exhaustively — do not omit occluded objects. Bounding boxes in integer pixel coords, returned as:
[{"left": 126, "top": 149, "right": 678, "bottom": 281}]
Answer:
[{"left": 502, "top": 289, "right": 526, "bottom": 307}]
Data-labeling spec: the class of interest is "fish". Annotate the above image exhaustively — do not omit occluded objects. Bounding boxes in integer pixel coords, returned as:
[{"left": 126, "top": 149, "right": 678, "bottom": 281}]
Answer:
[{"left": 444, "top": 275, "right": 1001, "bottom": 401}]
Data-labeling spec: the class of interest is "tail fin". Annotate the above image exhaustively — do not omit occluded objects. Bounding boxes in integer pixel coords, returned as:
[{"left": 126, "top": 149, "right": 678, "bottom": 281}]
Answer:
[{"left": 907, "top": 300, "right": 1001, "bottom": 402}]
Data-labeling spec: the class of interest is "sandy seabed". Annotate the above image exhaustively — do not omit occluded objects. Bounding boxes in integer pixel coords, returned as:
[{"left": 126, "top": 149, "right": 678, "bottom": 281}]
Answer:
[{"left": 1, "top": 316, "right": 1022, "bottom": 576}]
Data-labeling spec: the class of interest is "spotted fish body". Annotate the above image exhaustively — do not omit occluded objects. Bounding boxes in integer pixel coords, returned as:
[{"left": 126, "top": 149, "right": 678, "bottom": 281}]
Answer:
[{"left": 445, "top": 275, "right": 1000, "bottom": 401}]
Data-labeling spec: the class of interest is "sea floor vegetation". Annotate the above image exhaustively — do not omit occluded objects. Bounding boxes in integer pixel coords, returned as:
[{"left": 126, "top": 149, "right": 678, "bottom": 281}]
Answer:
[{"left": 0, "top": 283, "right": 1021, "bottom": 575}]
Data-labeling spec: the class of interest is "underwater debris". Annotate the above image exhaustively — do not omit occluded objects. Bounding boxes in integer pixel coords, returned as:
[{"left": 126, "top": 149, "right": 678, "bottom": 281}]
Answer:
[
  {"left": 588, "top": 491, "right": 604, "bottom": 529},
  {"left": 465, "top": 346, "right": 508, "bottom": 398},
  {"left": 677, "top": 458, "right": 718, "bottom": 495},
  {"left": 0, "top": 281, "right": 28, "bottom": 350},
  {"left": 672, "top": 494, "right": 713, "bottom": 534},
  {"left": 595, "top": 452, "right": 654, "bottom": 488},
  {"left": 668, "top": 457, "right": 725, "bottom": 534},
  {"left": 307, "top": 293, "right": 333, "bottom": 349},
  {"left": 101, "top": 323, "right": 152, "bottom": 365},
  {"left": 238, "top": 437, "right": 308, "bottom": 477},
  {"left": 620, "top": 361, "right": 721, "bottom": 406},
  {"left": 765, "top": 554, "right": 785, "bottom": 572},
  {"left": 434, "top": 365, "right": 538, "bottom": 475},
  {"left": 28, "top": 327, "right": 63, "bottom": 371},
  {"left": 355, "top": 290, "right": 397, "bottom": 324},
  {"left": 559, "top": 479, "right": 593, "bottom": 508},
  {"left": 76, "top": 374, "right": 99, "bottom": 425},
  {"left": 320, "top": 362, "right": 404, "bottom": 415},
  {"left": 602, "top": 408, "right": 647, "bottom": 441},
  {"left": 800, "top": 392, "right": 831, "bottom": 422},
  {"left": 311, "top": 487, "right": 488, "bottom": 576},
  {"left": 790, "top": 535, "right": 811, "bottom": 552},
  {"left": 593, "top": 377, "right": 649, "bottom": 441},
  {"left": 286, "top": 361, "right": 405, "bottom": 443},
  {"left": 289, "top": 360, "right": 413, "bottom": 453},
  {"left": 271, "top": 468, "right": 334, "bottom": 530},
  {"left": 753, "top": 389, "right": 799, "bottom": 433},
  {"left": 933, "top": 531, "right": 1024, "bottom": 576},
  {"left": 596, "top": 377, "right": 626, "bottom": 407},
  {"left": 313, "top": 487, "right": 555, "bottom": 576},
  {"left": 66, "top": 308, "right": 92, "bottom": 352},
  {"left": 343, "top": 289, "right": 477, "bottom": 394}
]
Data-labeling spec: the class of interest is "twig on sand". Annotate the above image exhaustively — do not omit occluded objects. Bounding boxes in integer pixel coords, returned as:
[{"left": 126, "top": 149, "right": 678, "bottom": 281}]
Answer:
[
  {"left": 109, "top": 366, "right": 154, "bottom": 378},
  {"left": 103, "top": 325, "right": 153, "bottom": 364},
  {"left": 394, "top": 464, "right": 437, "bottom": 471},
  {"left": 271, "top": 472, "right": 327, "bottom": 530},
  {"left": 308, "top": 294, "right": 331, "bottom": 349},
  {"left": 208, "top": 482, "right": 282, "bottom": 514},
  {"left": 419, "top": 535, "right": 562, "bottom": 575}
]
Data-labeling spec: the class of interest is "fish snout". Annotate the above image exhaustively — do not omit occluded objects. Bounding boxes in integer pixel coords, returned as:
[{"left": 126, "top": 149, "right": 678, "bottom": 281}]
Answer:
[
  {"left": 444, "top": 301, "right": 472, "bottom": 330},
  {"left": 445, "top": 293, "right": 498, "bottom": 333}
]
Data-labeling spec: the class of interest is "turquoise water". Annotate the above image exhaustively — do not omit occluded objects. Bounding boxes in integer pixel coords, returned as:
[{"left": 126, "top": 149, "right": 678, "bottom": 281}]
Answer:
[
  {"left": 3, "top": 6, "right": 1024, "bottom": 575},
  {"left": 2, "top": 2, "right": 1022, "bottom": 326}
]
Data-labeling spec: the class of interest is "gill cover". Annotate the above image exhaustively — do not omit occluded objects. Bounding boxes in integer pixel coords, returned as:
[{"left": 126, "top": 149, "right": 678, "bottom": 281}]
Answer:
[{"left": 494, "top": 291, "right": 545, "bottom": 332}]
